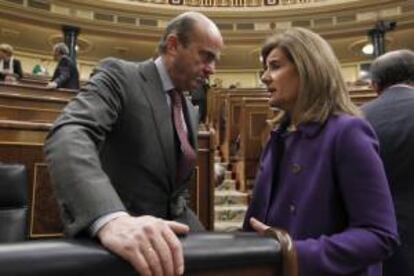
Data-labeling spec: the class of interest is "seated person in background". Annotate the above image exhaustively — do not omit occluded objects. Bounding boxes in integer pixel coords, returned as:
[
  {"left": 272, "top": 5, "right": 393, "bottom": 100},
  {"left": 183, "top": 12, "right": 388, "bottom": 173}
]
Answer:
[
  {"left": 47, "top": 42, "right": 79, "bottom": 89},
  {"left": 362, "top": 49, "right": 414, "bottom": 276},
  {"left": 243, "top": 27, "right": 399, "bottom": 276},
  {"left": 0, "top": 43, "right": 23, "bottom": 83}
]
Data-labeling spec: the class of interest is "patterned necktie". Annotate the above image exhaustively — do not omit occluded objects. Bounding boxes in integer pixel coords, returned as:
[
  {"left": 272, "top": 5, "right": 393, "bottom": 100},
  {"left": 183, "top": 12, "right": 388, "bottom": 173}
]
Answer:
[{"left": 170, "top": 89, "right": 197, "bottom": 182}]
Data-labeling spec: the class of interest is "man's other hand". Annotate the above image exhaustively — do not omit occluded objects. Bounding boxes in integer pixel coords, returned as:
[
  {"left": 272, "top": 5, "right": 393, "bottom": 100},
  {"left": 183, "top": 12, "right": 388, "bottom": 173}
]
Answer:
[
  {"left": 97, "top": 215, "right": 189, "bottom": 276},
  {"left": 46, "top": 81, "right": 58, "bottom": 89}
]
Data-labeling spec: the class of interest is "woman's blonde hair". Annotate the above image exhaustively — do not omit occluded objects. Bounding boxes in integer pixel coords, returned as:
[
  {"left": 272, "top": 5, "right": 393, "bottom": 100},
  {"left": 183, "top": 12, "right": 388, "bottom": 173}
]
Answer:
[
  {"left": 261, "top": 27, "right": 360, "bottom": 125},
  {"left": 0, "top": 43, "right": 14, "bottom": 57}
]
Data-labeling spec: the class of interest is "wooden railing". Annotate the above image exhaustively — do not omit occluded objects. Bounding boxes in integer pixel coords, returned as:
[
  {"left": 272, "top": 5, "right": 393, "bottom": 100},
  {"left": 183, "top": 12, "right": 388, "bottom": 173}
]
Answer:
[{"left": 0, "top": 232, "right": 299, "bottom": 276}]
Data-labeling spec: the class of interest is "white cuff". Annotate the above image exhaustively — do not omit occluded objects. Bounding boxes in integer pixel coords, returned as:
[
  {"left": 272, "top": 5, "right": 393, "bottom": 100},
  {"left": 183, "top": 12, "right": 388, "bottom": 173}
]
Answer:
[{"left": 89, "top": 211, "right": 129, "bottom": 237}]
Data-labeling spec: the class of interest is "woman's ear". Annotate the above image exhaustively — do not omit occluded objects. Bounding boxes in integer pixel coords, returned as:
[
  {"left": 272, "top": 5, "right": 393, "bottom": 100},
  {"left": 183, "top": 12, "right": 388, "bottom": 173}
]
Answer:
[{"left": 371, "top": 82, "right": 381, "bottom": 95}]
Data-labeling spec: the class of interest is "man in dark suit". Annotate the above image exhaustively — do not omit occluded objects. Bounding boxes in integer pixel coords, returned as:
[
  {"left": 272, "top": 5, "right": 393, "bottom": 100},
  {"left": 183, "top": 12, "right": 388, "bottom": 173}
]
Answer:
[
  {"left": 47, "top": 42, "right": 80, "bottom": 90},
  {"left": 362, "top": 49, "right": 414, "bottom": 276},
  {"left": 191, "top": 79, "right": 209, "bottom": 123},
  {"left": 0, "top": 43, "right": 23, "bottom": 82},
  {"left": 45, "top": 12, "right": 223, "bottom": 276}
]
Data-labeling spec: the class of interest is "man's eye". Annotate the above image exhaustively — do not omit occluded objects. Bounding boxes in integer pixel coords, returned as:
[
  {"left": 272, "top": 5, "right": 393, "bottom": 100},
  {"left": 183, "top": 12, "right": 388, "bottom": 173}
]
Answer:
[{"left": 201, "top": 51, "right": 215, "bottom": 63}]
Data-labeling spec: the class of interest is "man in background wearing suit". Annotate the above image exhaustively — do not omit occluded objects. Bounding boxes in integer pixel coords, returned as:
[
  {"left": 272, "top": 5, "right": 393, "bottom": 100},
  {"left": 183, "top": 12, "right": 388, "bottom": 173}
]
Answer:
[
  {"left": 191, "top": 79, "right": 209, "bottom": 123},
  {"left": 362, "top": 49, "right": 414, "bottom": 276},
  {"left": 47, "top": 42, "right": 80, "bottom": 90},
  {"left": 45, "top": 12, "right": 223, "bottom": 276}
]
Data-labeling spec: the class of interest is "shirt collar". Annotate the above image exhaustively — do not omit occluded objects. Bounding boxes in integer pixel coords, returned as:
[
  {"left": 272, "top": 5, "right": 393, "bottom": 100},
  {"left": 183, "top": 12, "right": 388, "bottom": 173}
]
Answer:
[
  {"left": 154, "top": 56, "right": 174, "bottom": 93},
  {"left": 387, "top": 83, "right": 414, "bottom": 90},
  {"left": 272, "top": 114, "right": 325, "bottom": 139}
]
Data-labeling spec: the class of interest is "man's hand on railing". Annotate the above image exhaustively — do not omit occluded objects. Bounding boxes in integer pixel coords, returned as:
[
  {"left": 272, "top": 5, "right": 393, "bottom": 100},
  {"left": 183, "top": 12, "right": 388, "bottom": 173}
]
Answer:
[
  {"left": 46, "top": 81, "right": 58, "bottom": 89},
  {"left": 97, "top": 215, "right": 189, "bottom": 276}
]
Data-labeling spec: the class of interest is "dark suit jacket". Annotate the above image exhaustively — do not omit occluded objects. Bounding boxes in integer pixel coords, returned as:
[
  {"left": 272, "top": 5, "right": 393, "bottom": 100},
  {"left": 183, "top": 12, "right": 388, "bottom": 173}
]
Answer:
[
  {"left": 362, "top": 85, "right": 414, "bottom": 276},
  {"left": 51, "top": 55, "right": 80, "bottom": 89},
  {"left": 191, "top": 83, "right": 208, "bottom": 123},
  {"left": 45, "top": 58, "right": 201, "bottom": 236},
  {"left": 0, "top": 58, "right": 23, "bottom": 81}
]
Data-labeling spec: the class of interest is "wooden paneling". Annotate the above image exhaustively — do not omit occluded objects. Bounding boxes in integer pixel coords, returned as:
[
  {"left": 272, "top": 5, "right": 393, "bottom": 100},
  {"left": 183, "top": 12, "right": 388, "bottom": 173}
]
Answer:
[
  {"left": 0, "top": 120, "right": 215, "bottom": 237},
  {"left": 236, "top": 97, "right": 275, "bottom": 191},
  {"left": 348, "top": 87, "right": 376, "bottom": 106},
  {"left": 220, "top": 89, "right": 268, "bottom": 162},
  {"left": 0, "top": 120, "right": 50, "bottom": 144},
  {"left": 0, "top": 104, "right": 61, "bottom": 123},
  {"left": 19, "top": 74, "right": 50, "bottom": 87},
  {"left": 0, "top": 93, "right": 69, "bottom": 110},
  {"left": 0, "top": 82, "right": 77, "bottom": 100},
  {"left": 190, "top": 130, "right": 215, "bottom": 230},
  {"left": 0, "top": 142, "right": 62, "bottom": 238}
]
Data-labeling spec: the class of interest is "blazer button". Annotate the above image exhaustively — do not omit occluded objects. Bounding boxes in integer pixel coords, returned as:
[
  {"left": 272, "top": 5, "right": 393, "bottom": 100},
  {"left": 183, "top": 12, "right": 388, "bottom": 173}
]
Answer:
[
  {"left": 291, "top": 163, "right": 301, "bottom": 174},
  {"left": 289, "top": 204, "right": 296, "bottom": 214}
]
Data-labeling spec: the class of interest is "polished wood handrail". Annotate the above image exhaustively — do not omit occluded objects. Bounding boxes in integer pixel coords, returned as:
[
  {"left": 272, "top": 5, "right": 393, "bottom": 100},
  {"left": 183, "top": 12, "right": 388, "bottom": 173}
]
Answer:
[
  {"left": 0, "top": 119, "right": 52, "bottom": 131},
  {"left": 0, "top": 92, "right": 70, "bottom": 103},
  {"left": 265, "top": 227, "right": 299, "bottom": 276},
  {"left": 0, "top": 233, "right": 283, "bottom": 275}
]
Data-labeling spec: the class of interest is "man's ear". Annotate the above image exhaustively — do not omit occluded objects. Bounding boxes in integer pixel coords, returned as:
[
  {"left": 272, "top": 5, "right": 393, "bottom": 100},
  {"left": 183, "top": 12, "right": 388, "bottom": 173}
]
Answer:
[
  {"left": 371, "top": 82, "right": 381, "bottom": 95},
  {"left": 165, "top": 34, "right": 179, "bottom": 55}
]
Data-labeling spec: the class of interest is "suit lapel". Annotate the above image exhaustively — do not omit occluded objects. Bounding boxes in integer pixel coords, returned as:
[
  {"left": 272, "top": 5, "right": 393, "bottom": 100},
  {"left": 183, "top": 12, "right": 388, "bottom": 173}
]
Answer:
[{"left": 137, "top": 60, "right": 176, "bottom": 187}]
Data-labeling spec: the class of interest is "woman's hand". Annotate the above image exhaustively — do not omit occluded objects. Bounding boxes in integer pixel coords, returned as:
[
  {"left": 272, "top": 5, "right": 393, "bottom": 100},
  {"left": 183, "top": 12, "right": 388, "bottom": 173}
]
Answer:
[{"left": 249, "top": 217, "right": 271, "bottom": 234}]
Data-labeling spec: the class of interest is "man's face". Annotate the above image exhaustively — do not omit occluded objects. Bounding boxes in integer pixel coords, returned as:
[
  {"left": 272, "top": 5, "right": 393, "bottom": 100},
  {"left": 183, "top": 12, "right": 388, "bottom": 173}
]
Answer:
[
  {"left": 169, "top": 24, "right": 223, "bottom": 91},
  {"left": 0, "top": 51, "right": 9, "bottom": 61},
  {"left": 53, "top": 49, "right": 60, "bottom": 61}
]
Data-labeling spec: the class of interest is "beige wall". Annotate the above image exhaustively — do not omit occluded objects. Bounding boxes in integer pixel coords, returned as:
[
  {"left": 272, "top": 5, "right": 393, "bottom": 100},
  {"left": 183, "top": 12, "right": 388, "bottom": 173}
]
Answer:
[
  {"left": 214, "top": 64, "right": 363, "bottom": 89},
  {"left": 14, "top": 50, "right": 367, "bottom": 86},
  {"left": 341, "top": 63, "right": 360, "bottom": 83},
  {"left": 214, "top": 70, "right": 262, "bottom": 88}
]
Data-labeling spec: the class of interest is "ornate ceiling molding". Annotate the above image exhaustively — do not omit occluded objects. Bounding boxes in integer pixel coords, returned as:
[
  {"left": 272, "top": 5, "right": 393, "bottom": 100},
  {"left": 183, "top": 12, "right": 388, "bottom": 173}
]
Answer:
[
  {"left": 1, "top": 0, "right": 412, "bottom": 43},
  {"left": 0, "top": 0, "right": 412, "bottom": 68}
]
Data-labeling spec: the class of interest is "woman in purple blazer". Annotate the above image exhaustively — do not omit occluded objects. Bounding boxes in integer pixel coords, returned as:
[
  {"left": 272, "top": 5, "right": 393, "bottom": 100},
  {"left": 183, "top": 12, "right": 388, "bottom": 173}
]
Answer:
[{"left": 243, "top": 27, "right": 399, "bottom": 276}]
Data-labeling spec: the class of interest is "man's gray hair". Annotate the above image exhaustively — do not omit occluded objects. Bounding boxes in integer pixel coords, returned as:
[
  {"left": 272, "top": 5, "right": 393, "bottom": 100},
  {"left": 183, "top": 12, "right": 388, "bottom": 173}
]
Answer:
[
  {"left": 158, "top": 14, "right": 197, "bottom": 55},
  {"left": 53, "top": 42, "right": 69, "bottom": 56},
  {"left": 370, "top": 49, "right": 414, "bottom": 91}
]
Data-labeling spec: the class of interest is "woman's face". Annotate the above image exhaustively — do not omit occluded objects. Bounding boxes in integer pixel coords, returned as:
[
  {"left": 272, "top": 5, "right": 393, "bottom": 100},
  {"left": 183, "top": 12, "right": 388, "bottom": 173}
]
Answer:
[{"left": 261, "top": 47, "right": 300, "bottom": 113}]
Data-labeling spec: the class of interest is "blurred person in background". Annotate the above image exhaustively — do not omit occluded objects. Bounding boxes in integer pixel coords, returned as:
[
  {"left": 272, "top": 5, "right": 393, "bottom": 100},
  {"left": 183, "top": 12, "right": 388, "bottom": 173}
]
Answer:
[
  {"left": 47, "top": 42, "right": 79, "bottom": 89},
  {"left": 0, "top": 43, "right": 23, "bottom": 83},
  {"left": 362, "top": 49, "right": 414, "bottom": 276}
]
